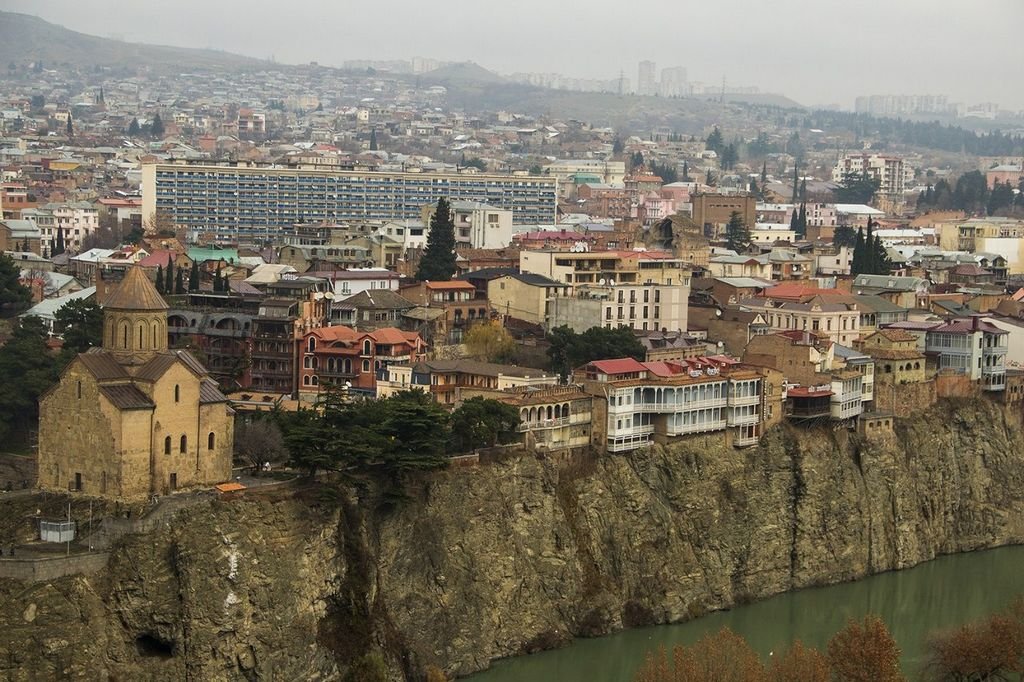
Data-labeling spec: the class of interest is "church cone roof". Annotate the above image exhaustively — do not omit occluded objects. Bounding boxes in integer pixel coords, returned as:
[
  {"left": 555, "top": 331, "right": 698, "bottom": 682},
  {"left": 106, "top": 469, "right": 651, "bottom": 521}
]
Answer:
[{"left": 104, "top": 266, "right": 169, "bottom": 311}]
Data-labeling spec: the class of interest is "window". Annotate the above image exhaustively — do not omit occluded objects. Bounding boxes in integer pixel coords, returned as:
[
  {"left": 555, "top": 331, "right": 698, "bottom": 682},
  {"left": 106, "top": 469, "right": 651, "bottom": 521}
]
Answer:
[
  {"left": 174, "top": 385, "right": 180, "bottom": 402},
  {"left": 363, "top": 340, "right": 372, "bottom": 355},
  {"left": 180, "top": 435, "right": 187, "bottom": 453},
  {"left": 208, "top": 432, "right": 215, "bottom": 450},
  {"left": 164, "top": 436, "right": 172, "bottom": 455},
  {"left": 308, "top": 337, "right": 316, "bottom": 352},
  {"left": 362, "top": 360, "right": 370, "bottom": 372},
  {"left": 77, "top": 381, "right": 82, "bottom": 399}
]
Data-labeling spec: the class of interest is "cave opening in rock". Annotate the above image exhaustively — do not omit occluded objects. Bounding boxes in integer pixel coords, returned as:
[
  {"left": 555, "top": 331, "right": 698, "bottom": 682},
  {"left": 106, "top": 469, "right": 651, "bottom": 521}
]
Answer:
[{"left": 135, "top": 633, "right": 175, "bottom": 658}]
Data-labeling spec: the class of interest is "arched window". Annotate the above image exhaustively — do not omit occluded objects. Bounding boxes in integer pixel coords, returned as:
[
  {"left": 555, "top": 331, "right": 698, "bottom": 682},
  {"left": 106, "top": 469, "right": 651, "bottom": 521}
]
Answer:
[
  {"left": 312, "top": 376, "right": 319, "bottom": 386},
  {"left": 138, "top": 324, "right": 144, "bottom": 349},
  {"left": 362, "top": 359, "right": 370, "bottom": 372},
  {"left": 303, "top": 375, "right": 311, "bottom": 386},
  {"left": 77, "top": 381, "right": 82, "bottom": 399},
  {"left": 152, "top": 323, "right": 158, "bottom": 347},
  {"left": 164, "top": 436, "right": 172, "bottom": 455},
  {"left": 914, "top": 362, "right": 920, "bottom": 370},
  {"left": 307, "top": 337, "right": 316, "bottom": 352},
  {"left": 343, "top": 359, "right": 351, "bottom": 373},
  {"left": 180, "top": 435, "right": 187, "bottom": 453},
  {"left": 174, "top": 385, "right": 180, "bottom": 402},
  {"left": 363, "top": 339, "right": 372, "bottom": 355},
  {"left": 208, "top": 432, "right": 215, "bottom": 450},
  {"left": 121, "top": 323, "right": 128, "bottom": 348},
  {"left": 304, "top": 356, "right": 312, "bottom": 369}
]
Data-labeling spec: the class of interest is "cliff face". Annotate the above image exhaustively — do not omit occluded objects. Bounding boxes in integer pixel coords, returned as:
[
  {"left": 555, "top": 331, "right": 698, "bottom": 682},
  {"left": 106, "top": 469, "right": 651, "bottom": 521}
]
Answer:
[{"left": 3, "top": 399, "right": 1024, "bottom": 680}]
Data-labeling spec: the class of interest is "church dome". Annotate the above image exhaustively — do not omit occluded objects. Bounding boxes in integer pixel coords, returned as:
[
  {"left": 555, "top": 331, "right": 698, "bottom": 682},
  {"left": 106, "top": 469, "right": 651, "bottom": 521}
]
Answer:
[{"left": 104, "top": 266, "right": 169, "bottom": 311}]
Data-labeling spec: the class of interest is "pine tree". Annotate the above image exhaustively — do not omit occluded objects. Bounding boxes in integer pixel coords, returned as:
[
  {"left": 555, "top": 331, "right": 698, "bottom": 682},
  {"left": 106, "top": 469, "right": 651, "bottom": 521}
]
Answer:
[
  {"left": 791, "top": 164, "right": 799, "bottom": 202},
  {"left": 369, "top": 129, "right": 378, "bottom": 151},
  {"left": 188, "top": 260, "right": 200, "bottom": 292},
  {"left": 871, "top": 233, "right": 890, "bottom": 275},
  {"left": 760, "top": 161, "right": 767, "bottom": 185},
  {"left": 164, "top": 259, "right": 174, "bottom": 294},
  {"left": 725, "top": 211, "right": 751, "bottom": 253},
  {"left": 65, "top": 114, "right": 72, "bottom": 137},
  {"left": 789, "top": 207, "right": 800, "bottom": 234},
  {"left": 865, "top": 218, "right": 877, "bottom": 273},
  {"left": 415, "top": 197, "right": 457, "bottom": 281},
  {"left": 705, "top": 168, "right": 714, "bottom": 186},
  {"left": 155, "top": 264, "right": 165, "bottom": 294},
  {"left": 799, "top": 178, "right": 807, "bottom": 201},
  {"left": 175, "top": 269, "right": 185, "bottom": 294},
  {"left": 681, "top": 161, "right": 690, "bottom": 181},
  {"left": 128, "top": 117, "right": 140, "bottom": 136},
  {"left": 750, "top": 178, "right": 759, "bottom": 195},
  {"left": 797, "top": 203, "right": 807, "bottom": 239},
  {"left": 214, "top": 263, "right": 224, "bottom": 292}
]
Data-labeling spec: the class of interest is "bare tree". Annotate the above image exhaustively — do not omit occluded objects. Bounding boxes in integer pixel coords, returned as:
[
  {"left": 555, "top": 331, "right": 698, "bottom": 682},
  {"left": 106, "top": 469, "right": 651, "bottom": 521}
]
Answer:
[{"left": 233, "top": 419, "right": 290, "bottom": 471}]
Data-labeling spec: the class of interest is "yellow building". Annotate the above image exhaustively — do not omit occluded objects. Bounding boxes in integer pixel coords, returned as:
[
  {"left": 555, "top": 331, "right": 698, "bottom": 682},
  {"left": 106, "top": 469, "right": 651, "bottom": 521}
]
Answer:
[{"left": 37, "top": 267, "right": 234, "bottom": 500}]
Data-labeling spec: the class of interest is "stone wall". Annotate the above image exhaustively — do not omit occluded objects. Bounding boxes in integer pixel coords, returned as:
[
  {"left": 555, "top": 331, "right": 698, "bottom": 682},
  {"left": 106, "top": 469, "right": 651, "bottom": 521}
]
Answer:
[
  {"left": 873, "top": 377, "right": 937, "bottom": 417},
  {"left": 0, "top": 552, "right": 109, "bottom": 582}
]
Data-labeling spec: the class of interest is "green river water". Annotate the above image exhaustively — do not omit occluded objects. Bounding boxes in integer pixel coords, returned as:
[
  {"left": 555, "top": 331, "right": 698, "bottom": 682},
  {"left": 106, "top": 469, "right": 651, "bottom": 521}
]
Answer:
[{"left": 466, "top": 545, "right": 1024, "bottom": 681}]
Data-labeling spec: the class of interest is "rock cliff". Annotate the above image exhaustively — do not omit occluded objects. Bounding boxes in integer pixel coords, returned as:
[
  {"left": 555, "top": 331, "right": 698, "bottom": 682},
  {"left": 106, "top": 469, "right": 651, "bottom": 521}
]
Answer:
[{"left": 2, "top": 399, "right": 1024, "bottom": 680}]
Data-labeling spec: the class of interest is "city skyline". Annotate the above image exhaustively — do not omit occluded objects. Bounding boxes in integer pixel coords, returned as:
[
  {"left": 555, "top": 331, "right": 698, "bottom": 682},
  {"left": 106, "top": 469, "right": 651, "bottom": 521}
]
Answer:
[{"left": 4, "top": 0, "right": 1022, "bottom": 110}]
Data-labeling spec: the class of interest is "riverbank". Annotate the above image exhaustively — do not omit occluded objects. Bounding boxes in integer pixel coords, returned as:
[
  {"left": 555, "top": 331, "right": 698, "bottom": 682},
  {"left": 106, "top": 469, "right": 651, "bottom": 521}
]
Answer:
[
  {"left": 1, "top": 398, "right": 1023, "bottom": 680},
  {"left": 467, "top": 544, "right": 1024, "bottom": 681}
]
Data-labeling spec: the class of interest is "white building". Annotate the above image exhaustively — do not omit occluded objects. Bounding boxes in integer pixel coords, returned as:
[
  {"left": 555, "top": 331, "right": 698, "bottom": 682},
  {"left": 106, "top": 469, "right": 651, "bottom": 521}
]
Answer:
[
  {"left": 23, "top": 202, "right": 99, "bottom": 255},
  {"left": 832, "top": 154, "right": 914, "bottom": 197}
]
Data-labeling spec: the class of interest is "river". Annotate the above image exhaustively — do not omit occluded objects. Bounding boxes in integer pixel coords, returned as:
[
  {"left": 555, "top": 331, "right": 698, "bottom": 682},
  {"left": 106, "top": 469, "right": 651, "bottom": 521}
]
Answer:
[{"left": 466, "top": 545, "right": 1024, "bottom": 681}]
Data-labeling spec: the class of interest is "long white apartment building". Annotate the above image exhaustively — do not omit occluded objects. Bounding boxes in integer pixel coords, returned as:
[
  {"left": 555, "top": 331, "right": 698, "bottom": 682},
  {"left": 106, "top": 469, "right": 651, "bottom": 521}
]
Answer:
[
  {"left": 831, "top": 153, "right": 914, "bottom": 196},
  {"left": 141, "top": 162, "right": 557, "bottom": 244}
]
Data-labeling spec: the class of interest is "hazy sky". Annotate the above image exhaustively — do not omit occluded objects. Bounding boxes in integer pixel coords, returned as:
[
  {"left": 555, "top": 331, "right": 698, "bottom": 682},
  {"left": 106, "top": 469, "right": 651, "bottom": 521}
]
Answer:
[{"left": 6, "top": 0, "right": 1024, "bottom": 109}]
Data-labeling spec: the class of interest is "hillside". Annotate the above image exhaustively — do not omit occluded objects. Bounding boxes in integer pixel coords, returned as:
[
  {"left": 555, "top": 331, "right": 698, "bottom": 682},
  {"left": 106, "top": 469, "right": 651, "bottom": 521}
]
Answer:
[{"left": 0, "top": 11, "right": 264, "bottom": 72}]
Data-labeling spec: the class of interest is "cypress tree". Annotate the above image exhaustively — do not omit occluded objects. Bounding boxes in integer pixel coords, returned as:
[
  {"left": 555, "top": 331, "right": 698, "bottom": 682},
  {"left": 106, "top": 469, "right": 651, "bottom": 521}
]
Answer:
[
  {"left": 188, "top": 260, "right": 200, "bottom": 292},
  {"left": 53, "top": 226, "right": 66, "bottom": 256},
  {"left": 852, "top": 227, "right": 867, "bottom": 275},
  {"left": 760, "top": 161, "right": 767, "bottom": 185},
  {"left": 799, "top": 178, "right": 807, "bottom": 201},
  {"left": 151, "top": 112, "right": 165, "bottom": 137},
  {"left": 797, "top": 203, "right": 807, "bottom": 239},
  {"left": 214, "top": 263, "right": 224, "bottom": 292},
  {"left": 164, "top": 259, "right": 174, "bottom": 293},
  {"left": 682, "top": 161, "right": 690, "bottom": 181},
  {"left": 175, "top": 269, "right": 185, "bottom": 294},
  {"left": 155, "top": 265, "right": 165, "bottom": 294},
  {"left": 369, "top": 129, "right": 378, "bottom": 151},
  {"left": 791, "top": 164, "right": 799, "bottom": 202},
  {"left": 789, "top": 207, "right": 799, "bottom": 233},
  {"left": 128, "top": 117, "right": 140, "bottom": 136},
  {"left": 415, "top": 197, "right": 457, "bottom": 281},
  {"left": 865, "top": 218, "right": 876, "bottom": 273},
  {"left": 66, "top": 114, "right": 72, "bottom": 137}
]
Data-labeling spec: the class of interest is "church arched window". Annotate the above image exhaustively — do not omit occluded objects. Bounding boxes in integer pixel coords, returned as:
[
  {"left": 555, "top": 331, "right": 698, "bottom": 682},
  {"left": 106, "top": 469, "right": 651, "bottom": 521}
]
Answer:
[
  {"left": 77, "top": 381, "right": 82, "bottom": 399},
  {"left": 180, "top": 435, "right": 187, "bottom": 453},
  {"left": 174, "top": 385, "right": 180, "bottom": 402},
  {"left": 164, "top": 436, "right": 171, "bottom": 455},
  {"left": 208, "top": 432, "right": 215, "bottom": 450},
  {"left": 138, "top": 324, "right": 144, "bottom": 349}
]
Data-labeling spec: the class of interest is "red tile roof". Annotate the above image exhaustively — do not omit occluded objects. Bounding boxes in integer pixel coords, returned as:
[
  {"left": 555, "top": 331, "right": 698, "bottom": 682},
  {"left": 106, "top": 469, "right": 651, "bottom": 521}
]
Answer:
[
  {"left": 589, "top": 358, "right": 647, "bottom": 375},
  {"left": 787, "top": 386, "right": 833, "bottom": 398},
  {"left": 424, "top": 280, "right": 476, "bottom": 290}
]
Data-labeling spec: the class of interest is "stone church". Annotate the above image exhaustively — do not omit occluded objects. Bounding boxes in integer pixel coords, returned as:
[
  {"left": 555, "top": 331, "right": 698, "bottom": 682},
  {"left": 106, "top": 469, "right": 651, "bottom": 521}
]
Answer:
[{"left": 38, "top": 267, "right": 234, "bottom": 499}]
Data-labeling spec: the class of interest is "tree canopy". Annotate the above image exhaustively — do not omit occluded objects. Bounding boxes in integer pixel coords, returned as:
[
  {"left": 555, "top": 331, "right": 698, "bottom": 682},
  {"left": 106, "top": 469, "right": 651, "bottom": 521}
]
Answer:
[
  {"left": 416, "top": 197, "right": 457, "bottom": 282},
  {"left": 464, "top": 323, "right": 516, "bottom": 363},
  {"left": 834, "top": 171, "right": 881, "bottom": 204},
  {"left": 547, "top": 325, "right": 645, "bottom": 379},
  {"left": 447, "top": 397, "right": 520, "bottom": 453},
  {"left": 53, "top": 299, "right": 103, "bottom": 355},
  {"left": 0, "top": 253, "right": 32, "bottom": 316},
  {"left": 726, "top": 211, "right": 751, "bottom": 253},
  {"left": 0, "top": 316, "right": 60, "bottom": 444}
]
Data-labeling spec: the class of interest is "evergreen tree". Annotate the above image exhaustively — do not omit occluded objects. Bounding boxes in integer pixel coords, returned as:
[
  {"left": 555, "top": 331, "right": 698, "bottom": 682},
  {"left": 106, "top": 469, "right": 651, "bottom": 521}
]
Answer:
[
  {"left": 789, "top": 207, "right": 800, "bottom": 234},
  {"left": 415, "top": 197, "right": 457, "bottom": 281},
  {"left": 760, "top": 161, "right": 768, "bottom": 185},
  {"left": 871, "top": 233, "right": 891, "bottom": 275},
  {"left": 851, "top": 227, "right": 868, "bottom": 275},
  {"left": 164, "top": 259, "right": 174, "bottom": 294},
  {"left": 150, "top": 112, "right": 165, "bottom": 137},
  {"left": 799, "top": 178, "right": 807, "bottom": 201},
  {"left": 865, "top": 218, "right": 876, "bottom": 273},
  {"left": 65, "top": 113, "right": 72, "bottom": 137},
  {"left": 791, "top": 164, "right": 800, "bottom": 202},
  {"left": 749, "top": 178, "right": 759, "bottom": 195},
  {"left": 725, "top": 211, "right": 751, "bottom": 253},
  {"left": 214, "top": 263, "right": 224, "bottom": 292},
  {"left": 797, "top": 203, "right": 807, "bottom": 239},
  {"left": 705, "top": 168, "right": 715, "bottom": 186},
  {"left": 369, "top": 129, "right": 378, "bottom": 151},
  {"left": 175, "top": 269, "right": 185, "bottom": 294},
  {"left": 706, "top": 126, "right": 724, "bottom": 154},
  {"left": 128, "top": 117, "right": 141, "bottom": 136},
  {"left": 681, "top": 161, "right": 690, "bottom": 181},
  {"left": 53, "top": 226, "right": 66, "bottom": 256},
  {"left": 188, "top": 260, "right": 200, "bottom": 292},
  {"left": 155, "top": 264, "right": 165, "bottom": 294},
  {"left": 0, "top": 253, "right": 32, "bottom": 314},
  {"left": 833, "top": 224, "right": 857, "bottom": 249}
]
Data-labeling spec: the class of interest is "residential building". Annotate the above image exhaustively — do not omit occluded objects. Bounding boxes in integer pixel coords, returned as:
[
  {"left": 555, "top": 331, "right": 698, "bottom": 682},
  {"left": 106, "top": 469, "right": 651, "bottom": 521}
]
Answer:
[
  {"left": 851, "top": 274, "right": 929, "bottom": 309},
  {"left": 519, "top": 249, "right": 692, "bottom": 287},
  {"left": 542, "top": 159, "right": 625, "bottom": 195},
  {"left": 0, "top": 219, "right": 41, "bottom": 254},
  {"left": 738, "top": 290, "right": 861, "bottom": 346},
  {"left": 421, "top": 200, "right": 514, "bottom": 249},
  {"left": 575, "top": 356, "right": 776, "bottom": 451},
  {"left": 460, "top": 385, "right": 594, "bottom": 453},
  {"left": 637, "top": 60, "right": 657, "bottom": 96},
  {"left": 331, "top": 288, "right": 414, "bottom": 329},
  {"left": 399, "top": 280, "right": 489, "bottom": 343},
  {"left": 856, "top": 329, "right": 928, "bottom": 385},
  {"left": 831, "top": 153, "right": 914, "bottom": 196},
  {"left": 36, "top": 267, "right": 233, "bottom": 500},
  {"left": 142, "top": 162, "right": 558, "bottom": 243},
  {"left": 548, "top": 281, "right": 689, "bottom": 333},
  {"left": 925, "top": 316, "right": 1007, "bottom": 391},
  {"left": 486, "top": 272, "right": 571, "bottom": 325},
  {"left": 298, "top": 325, "right": 425, "bottom": 399},
  {"left": 985, "top": 162, "right": 1022, "bottom": 190},
  {"left": 377, "top": 359, "right": 556, "bottom": 404}
]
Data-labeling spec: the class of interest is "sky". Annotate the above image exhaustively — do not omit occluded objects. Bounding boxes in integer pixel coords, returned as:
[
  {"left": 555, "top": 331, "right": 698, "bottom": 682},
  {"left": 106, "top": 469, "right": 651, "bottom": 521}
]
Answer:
[{"left": 6, "top": 0, "right": 1024, "bottom": 110}]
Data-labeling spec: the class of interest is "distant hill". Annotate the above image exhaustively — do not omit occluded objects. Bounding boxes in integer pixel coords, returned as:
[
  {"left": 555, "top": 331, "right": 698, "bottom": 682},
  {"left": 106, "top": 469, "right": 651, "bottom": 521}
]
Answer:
[
  {"left": 422, "top": 61, "right": 507, "bottom": 85},
  {"left": 0, "top": 11, "right": 265, "bottom": 72}
]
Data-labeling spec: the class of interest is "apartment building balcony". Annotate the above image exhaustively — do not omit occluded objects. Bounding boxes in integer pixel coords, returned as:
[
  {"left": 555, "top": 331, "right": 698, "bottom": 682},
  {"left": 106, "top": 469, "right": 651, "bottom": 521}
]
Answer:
[
  {"left": 251, "top": 350, "right": 292, "bottom": 360},
  {"left": 607, "top": 424, "right": 655, "bottom": 438},
  {"left": 728, "top": 411, "right": 760, "bottom": 427},
  {"left": 734, "top": 433, "right": 760, "bottom": 447},
  {"left": 519, "top": 416, "right": 570, "bottom": 431},
  {"left": 727, "top": 394, "right": 760, "bottom": 407},
  {"left": 606, "top": 434, "right": 653, "bottom": 453}
]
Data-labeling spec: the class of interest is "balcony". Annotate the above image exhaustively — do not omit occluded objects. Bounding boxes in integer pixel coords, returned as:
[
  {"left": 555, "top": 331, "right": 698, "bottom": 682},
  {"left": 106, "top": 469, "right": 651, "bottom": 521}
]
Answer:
[
  {"left": 518, "top": 416, "right": 570, "bottom": 431},
  {"left": 727, "top": 394, "right": 760, "bottom": 407},
  {"left": 728, "top": 412, "right": 760, "bottom": 427},
  {"left": 734, "top": 434, "right": 760, "bottom": 447}
]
